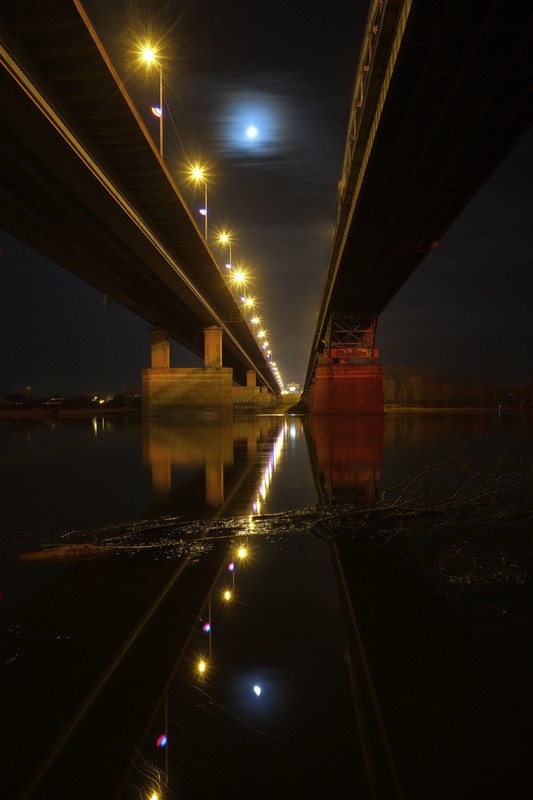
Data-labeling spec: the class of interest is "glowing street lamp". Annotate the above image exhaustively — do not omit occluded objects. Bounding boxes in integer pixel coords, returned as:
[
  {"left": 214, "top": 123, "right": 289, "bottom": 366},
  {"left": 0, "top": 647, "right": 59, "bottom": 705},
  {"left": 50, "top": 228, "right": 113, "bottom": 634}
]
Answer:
[
  {"left": 140, "top": 44, "right": 163, "bottom": 158},
  {"left": 231, "top": 268, "right": 248, "bottom": 288},
  {"left": 217, "top": 231, "right": 233, "bottom": 269},
  {"left": 190, "top": 165, "right": 208, "bottom": 240}
]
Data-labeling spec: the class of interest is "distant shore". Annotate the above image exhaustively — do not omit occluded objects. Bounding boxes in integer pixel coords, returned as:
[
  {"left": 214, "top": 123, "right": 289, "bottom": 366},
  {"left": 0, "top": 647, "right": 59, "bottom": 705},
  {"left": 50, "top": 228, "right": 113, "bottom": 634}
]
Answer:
[
  {"left": 0, "top": 407, "right": 142, "bottom": 418},
  {"left": 0, "top": 404, "right": 527, "bottom": 419},
  {"left": 383, "top": 405, "right": 523, "bottom": 414}
]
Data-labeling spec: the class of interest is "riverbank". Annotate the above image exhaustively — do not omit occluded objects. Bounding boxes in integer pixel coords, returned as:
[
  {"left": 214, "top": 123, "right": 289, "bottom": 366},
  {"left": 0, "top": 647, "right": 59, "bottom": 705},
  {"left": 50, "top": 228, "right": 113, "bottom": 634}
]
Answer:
[
  {"left": 0, "top": 406, "right": 142, "bottom": 419},
  {"left": 0, "top": 404, "right": 527, "bottom": 419},
  {"left": 384, "top": 405, "right": 524, "bottom": 413}
]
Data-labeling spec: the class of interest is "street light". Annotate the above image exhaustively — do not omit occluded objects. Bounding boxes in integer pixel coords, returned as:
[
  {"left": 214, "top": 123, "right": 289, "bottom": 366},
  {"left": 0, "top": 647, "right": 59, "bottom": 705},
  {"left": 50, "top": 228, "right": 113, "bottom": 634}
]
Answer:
[
  {"left": 231, "top": 268, "right": 248, "bottom": 287},
  {"left": 190, "top": 165, "right": 208, "bottom": 240},
  {"left": 140, "top": 44, "right": 163, "bottom": 158},
  {"left": 217, "top": 231, "right": 233, "bottom": 269}
]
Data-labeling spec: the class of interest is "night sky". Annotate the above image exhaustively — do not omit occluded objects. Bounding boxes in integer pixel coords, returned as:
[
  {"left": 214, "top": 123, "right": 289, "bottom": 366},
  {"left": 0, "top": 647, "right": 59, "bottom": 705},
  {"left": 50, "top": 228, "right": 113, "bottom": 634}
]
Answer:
[{"left": 1, "top": 0, "right": 531, "bottom": 397}]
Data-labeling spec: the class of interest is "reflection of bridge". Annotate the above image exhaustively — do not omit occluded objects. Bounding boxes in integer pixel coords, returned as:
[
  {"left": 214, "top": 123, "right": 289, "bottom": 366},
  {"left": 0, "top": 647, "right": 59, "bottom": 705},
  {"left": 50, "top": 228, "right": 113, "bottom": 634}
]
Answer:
[
  {"left": 307, "top": 415, "right": 384, "bottom": 504},
  {"left": 0, "top": 0, "right": 279, "bottom": 413},
  {"left": 143, "top": 416, "right": 287, "bottom": 513},
  {"left": 305, "top": 0, "right": 533, "bottom": 413},
  {"left": 144, "top": 414, "right": 386, "bottom": 516}
]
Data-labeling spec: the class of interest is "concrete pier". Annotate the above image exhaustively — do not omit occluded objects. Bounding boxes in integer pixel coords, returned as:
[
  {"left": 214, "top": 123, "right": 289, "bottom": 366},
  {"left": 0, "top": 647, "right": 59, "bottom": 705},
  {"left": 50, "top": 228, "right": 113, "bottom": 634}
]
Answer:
[
  {"left": 142, "top": 327, "right": 233, "bottom": 418},
  {"left": 142, "top": 328, "right": 276, "bottom": 417}
]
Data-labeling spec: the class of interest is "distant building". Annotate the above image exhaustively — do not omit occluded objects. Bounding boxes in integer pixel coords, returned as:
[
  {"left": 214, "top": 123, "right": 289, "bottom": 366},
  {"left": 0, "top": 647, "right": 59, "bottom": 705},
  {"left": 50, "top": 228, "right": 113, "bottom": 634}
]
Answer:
[{"left": 287, "top": 382, "right": 300, "bottom": 393}]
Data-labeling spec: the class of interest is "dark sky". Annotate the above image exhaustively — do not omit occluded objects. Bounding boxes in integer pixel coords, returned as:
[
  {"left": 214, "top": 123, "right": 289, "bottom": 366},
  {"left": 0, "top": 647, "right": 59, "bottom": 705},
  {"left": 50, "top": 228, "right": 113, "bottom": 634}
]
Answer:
[{"left": 1, "top": 0, "right": 531, "bottom": 397}]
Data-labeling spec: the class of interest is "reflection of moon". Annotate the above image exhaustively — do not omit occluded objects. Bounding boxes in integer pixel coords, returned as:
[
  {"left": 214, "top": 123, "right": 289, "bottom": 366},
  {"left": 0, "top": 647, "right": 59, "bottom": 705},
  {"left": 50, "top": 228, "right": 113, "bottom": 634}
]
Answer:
[{"left": 246, "top": 125, "right": 258, "bottom": 139}]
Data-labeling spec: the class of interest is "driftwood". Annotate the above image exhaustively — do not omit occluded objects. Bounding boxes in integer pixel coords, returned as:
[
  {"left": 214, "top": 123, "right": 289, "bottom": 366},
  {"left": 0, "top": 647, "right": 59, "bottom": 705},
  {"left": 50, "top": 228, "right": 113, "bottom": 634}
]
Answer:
[
  {"left": 19, "top": 450, "right": 532, "bottom": 588},
  {"left": 19, "top": 543, "right": 125, "bottom": 561}
]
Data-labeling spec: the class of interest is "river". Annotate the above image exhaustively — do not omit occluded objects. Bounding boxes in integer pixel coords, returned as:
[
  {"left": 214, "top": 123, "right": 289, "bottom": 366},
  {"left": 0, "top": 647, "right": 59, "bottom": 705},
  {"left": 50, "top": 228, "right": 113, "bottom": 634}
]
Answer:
[{"left": 1, "top": 410, "right": 532, "bottom": 799}]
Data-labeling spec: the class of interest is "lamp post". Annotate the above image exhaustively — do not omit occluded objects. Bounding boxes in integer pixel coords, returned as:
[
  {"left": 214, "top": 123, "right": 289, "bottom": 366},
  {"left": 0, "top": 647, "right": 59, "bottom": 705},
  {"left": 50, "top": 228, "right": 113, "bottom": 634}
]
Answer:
[
  {"left": 191, "top": 165, "right": 208, "bottom": 240},
  {"left": 141, "top": 45, "right": 163, "bottom": 159},
  {"left": 201, "top": 179, "right": 208, "bottom": 240},
  {"left": 217, "top": 231, "right": 233, "bottom": 269}
]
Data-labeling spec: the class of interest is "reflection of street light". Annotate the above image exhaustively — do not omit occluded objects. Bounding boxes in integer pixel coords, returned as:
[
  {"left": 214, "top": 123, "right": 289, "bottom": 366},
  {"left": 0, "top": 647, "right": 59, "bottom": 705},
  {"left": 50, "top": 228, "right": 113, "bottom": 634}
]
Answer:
[
  {"left": 140, "top": 44, "right": 163, "bottom": 158},
  {"left": 190, "top": 165, "right": 208, "bottom": 240}
]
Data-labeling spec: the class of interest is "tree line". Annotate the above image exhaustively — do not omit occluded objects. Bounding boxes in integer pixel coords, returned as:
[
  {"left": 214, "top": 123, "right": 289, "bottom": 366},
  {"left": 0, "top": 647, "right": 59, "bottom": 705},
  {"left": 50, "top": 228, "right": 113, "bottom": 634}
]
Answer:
[{"left": 383, "top": 365, "right": 533, "bottom": 408}]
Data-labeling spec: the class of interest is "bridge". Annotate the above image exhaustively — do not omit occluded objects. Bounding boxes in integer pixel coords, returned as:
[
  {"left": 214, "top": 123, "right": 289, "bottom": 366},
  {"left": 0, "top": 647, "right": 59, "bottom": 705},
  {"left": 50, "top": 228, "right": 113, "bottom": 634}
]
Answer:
[
  {"left": 0, "top": 0, "right": 280, "bottom": 414},
  {"left": 1, "top": 1, "right": 532, "bottom": 416},
  {"left": 304, "top": 0, "right": 533, "bottom": 413}
]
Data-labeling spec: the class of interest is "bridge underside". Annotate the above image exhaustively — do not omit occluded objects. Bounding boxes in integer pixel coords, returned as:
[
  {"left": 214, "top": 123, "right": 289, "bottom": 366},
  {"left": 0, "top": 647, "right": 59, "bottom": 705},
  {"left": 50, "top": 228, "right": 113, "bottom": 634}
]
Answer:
[
  {"left": 0, "top": 0, "right": 278, "bottom": 392},
  {"left": 305, "top": 0, "right": 533, "bottom": 409}
]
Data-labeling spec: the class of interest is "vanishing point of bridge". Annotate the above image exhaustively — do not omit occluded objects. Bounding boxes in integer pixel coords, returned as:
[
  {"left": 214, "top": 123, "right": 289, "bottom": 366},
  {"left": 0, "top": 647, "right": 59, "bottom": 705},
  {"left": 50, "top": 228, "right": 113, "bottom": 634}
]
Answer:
[{"left": 1, "top": 0, "right": 532, "bottom": 415}]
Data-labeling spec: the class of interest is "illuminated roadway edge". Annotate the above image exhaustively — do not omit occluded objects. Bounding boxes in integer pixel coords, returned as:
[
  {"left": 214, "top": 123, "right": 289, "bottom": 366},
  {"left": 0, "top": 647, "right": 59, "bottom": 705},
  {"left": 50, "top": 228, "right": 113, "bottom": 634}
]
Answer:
[
  {"left": 0, "top": 0, "right": 279, "bottom": 393},
  {"left": 303, "top": 0, "right": 533, "bottom": 396}
]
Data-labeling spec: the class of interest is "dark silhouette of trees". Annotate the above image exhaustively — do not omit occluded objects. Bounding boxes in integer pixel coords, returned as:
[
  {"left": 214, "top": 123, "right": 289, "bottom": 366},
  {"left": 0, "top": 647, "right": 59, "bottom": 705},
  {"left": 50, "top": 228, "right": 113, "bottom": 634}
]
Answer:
[{"left": 383, "top": 365, "right": 533, "bottom": 408}]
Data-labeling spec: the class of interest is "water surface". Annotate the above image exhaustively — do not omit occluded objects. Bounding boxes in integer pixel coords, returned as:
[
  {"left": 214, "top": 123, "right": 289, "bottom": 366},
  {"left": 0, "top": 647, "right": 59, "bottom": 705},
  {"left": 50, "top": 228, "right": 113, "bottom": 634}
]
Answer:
[{"left": 1, "top": 411, "right": 531, "bottom": 798}]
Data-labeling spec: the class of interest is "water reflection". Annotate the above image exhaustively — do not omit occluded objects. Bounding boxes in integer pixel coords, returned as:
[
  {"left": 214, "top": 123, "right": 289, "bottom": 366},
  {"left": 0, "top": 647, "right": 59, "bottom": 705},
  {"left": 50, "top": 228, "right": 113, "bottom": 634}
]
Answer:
[
  {"left": 123, "top": 533, "right": 361, "bottom": 800},
  {"left": 143, "top": 418, "right": 234, "bottom": 505},
  {"left": 143, "top": 417, "right": 292, "bottom": 516},
  {"left": 2, "top": 412, "right": 532, "bottom": 798},
  {"left": 306, "top": 415, "right": 384, "bottom": 504}
]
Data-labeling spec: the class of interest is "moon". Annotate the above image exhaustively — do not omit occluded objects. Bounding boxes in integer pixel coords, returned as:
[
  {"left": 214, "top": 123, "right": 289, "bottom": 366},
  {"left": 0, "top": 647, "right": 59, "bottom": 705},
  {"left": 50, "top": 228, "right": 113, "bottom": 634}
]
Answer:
[{"left": 221, "top": 92, "right": 287, "bottom": 155}]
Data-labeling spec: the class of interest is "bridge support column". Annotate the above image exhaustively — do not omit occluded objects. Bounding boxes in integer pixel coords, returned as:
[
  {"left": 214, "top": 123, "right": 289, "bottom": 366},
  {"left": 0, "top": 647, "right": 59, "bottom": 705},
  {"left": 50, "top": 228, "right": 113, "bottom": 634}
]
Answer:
[
  {"left": 150, "top": 329, "right": 170, "bottom": 368},
  {"left": 204, "top": 326, "right": 223, "bottom": 367},
  {"left": 246, "top": 369, "right": 257, "bottom": 387},
  {"left": 308, "top": 313, "right": 383, "bottom": 414},
  {"left": 142, "top": 326, "right": 233, "bottom": 418},
  {"left": 308, "top": 362, "right": 384, "bottom": 414}
]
